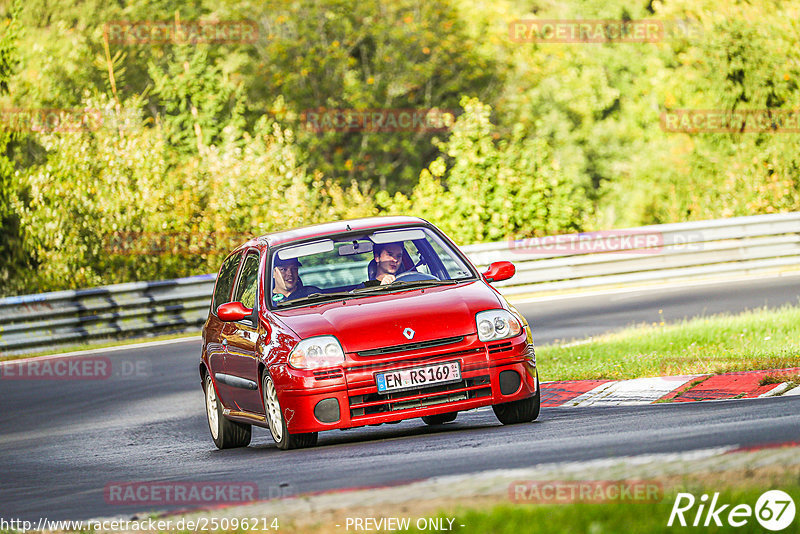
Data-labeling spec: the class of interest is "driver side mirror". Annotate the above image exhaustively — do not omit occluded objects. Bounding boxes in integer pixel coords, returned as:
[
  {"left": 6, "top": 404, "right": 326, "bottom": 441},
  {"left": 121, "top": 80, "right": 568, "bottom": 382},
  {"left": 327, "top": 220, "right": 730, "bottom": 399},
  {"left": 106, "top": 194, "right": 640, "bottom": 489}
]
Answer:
[
  {"left": 217, "top": 301, "right": 253, "bottom": 322},
  {"left": 483, "top": 261, "right": 515, "bottom": 283}
]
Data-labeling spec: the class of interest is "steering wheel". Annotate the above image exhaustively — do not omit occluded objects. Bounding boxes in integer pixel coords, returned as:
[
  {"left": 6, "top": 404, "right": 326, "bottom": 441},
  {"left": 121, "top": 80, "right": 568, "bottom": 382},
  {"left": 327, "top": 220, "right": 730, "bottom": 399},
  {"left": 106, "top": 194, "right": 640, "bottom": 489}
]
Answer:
[{"left": 393, "top": 271, "right": 440, "bottom": 282}]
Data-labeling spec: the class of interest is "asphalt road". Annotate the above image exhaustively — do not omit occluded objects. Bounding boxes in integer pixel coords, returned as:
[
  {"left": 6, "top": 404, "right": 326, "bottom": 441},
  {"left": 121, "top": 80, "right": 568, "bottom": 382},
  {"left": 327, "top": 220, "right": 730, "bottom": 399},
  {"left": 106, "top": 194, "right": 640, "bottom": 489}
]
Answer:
[
  {"left": 518, "top": 274, "right": 800, "bottom": 344},
  {"left": 2, "top": 275, "right": 800, "bottom": 521}
]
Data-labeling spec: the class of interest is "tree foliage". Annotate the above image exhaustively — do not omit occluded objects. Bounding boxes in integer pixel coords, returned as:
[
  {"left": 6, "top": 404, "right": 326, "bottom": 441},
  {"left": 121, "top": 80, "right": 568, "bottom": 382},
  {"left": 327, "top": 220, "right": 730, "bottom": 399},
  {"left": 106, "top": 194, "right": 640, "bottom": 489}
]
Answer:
[
  {"left": 15, "top": 94, "right": 379, "bottom": 290},
  {"left": 379, "top": 97, "right": 588, "bottom": 243},
  {"left": 2, "top": 0, "right": 800, "bottom": 295},
  {"left": 0, "top": 0, "right": 29, "bottom": 295},
  {"left": 240, "top": 0, "right": 503, "bottom": 191}
]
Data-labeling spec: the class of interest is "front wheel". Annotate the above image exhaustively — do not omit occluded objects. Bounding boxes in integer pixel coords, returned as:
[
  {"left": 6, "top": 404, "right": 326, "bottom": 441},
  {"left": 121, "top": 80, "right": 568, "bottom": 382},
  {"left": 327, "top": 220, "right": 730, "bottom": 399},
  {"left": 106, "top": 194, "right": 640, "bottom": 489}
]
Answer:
[
  {"left": 493, "top": 390, "right": 540, "bottom": 425},
  {"left": 204, "top": 374, "right": 252, "bottom": 449},
  {"left": 262, "top": 373, "right": 318, "bottom": 450}
]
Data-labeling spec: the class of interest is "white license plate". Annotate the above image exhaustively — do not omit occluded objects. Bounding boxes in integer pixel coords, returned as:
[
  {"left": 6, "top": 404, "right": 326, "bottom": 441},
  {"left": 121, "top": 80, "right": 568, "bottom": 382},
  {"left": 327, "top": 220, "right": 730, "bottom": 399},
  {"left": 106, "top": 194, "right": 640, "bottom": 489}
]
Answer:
[{"left": 375, "top": 361, "right": 461, "bottom": 393}]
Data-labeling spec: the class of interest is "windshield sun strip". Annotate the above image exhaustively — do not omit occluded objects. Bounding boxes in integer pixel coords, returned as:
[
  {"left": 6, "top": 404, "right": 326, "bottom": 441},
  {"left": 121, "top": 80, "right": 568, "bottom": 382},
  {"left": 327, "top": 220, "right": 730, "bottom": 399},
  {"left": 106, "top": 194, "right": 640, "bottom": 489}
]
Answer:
[{"left": 266, "top": 225, "right": 478, "bottom": 310}]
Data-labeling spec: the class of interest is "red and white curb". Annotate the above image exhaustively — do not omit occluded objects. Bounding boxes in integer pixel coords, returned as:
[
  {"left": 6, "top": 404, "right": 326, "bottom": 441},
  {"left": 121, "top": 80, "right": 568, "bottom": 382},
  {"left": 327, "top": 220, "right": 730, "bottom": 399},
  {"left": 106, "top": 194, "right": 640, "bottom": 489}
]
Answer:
[{"left": 541, "top": 368, "right": 800, "bottom": 407}]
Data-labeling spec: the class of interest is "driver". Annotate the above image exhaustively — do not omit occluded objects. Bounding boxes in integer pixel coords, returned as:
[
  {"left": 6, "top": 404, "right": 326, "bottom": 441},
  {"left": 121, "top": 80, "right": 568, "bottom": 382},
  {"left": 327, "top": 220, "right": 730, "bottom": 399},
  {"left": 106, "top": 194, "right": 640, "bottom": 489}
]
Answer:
[
  {"left": 271, "top": 256, "right": 321, "bottom": 303},
  {"left": 372, "top": 242, "right": 405, "bottom": 285}
]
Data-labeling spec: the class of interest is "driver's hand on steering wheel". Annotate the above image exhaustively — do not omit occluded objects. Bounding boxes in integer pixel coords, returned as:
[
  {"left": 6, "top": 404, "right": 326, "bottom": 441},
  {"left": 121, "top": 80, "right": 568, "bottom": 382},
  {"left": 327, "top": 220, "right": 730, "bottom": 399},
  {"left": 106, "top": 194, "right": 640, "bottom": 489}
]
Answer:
[{"left": 379, "top": 274, "right": 396, "bottom": 285}]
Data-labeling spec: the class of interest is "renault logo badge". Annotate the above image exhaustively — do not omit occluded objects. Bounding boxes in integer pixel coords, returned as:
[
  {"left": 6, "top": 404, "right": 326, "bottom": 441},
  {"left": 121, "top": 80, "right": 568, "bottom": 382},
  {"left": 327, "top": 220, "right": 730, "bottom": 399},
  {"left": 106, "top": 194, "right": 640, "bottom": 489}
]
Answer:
[{"left": 403, "top": 328, "right": 415, "bottom": 340}]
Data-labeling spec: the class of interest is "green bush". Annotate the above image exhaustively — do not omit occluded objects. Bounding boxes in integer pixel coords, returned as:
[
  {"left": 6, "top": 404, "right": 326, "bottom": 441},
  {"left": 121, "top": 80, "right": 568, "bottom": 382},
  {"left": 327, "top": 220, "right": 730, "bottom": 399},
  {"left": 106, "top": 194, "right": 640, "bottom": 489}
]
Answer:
[
  {"left": 379, "top": 97, "right": 589, "bottom": 243},
  {"left": 3, "top": 0, "right": 800, "bottom": 296},
  {"left": 13, "top": 94, "right": 378, "bottom": 292}
]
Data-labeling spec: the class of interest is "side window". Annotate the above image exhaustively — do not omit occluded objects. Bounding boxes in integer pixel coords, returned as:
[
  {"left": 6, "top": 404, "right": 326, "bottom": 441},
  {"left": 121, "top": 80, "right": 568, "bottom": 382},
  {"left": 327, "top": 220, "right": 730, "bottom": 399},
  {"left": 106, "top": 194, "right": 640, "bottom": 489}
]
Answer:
[
  {"left": 212, "top": 252, "right": 243, "bottom": 313},
  {"left": 234, "top": 253, "right": 260, "bottom": 310},
  {"left": 428, "top": 237, "right": 470, "bottom": 278},
  {"left": 406, "top": 240, "right": 432, "bottom": 276}
]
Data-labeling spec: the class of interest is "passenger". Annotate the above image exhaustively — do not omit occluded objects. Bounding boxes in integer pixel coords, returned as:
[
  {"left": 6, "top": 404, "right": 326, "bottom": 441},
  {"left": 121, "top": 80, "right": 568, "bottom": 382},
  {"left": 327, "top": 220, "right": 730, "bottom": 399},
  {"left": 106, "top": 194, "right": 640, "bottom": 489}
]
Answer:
[
  {"left": 372, "top": 242, "right": 405, "bottom": 285},
  {"left": 271, "top": 256, "right": 321, "bottom": 303}
]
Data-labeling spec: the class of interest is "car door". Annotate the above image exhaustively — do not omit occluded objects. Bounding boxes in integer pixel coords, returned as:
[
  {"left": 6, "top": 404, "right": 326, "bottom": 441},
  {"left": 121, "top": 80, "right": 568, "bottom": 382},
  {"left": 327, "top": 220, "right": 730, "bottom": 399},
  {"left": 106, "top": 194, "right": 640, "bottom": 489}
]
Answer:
[
  {"left": 207, "top": 250, "right": 244, "bottom": 407},
  {"left": 220, "top": 249, "right": 264, "bottom": 414}
]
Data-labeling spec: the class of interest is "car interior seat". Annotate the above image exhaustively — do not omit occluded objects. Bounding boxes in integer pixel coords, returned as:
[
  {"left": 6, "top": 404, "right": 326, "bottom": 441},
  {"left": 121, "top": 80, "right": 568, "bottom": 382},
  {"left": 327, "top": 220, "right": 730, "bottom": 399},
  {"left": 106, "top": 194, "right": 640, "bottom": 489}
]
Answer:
[{"left": 367, "top": 246, "right": 415, "bottom": 280}]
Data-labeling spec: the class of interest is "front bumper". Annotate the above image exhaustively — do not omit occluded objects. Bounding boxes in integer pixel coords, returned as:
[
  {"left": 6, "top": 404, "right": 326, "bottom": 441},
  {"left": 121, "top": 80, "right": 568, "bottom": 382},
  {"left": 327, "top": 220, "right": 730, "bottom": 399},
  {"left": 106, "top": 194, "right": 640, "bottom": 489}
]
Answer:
[{"left": 273, "top": 332, "right": 538, "bottom": 434}]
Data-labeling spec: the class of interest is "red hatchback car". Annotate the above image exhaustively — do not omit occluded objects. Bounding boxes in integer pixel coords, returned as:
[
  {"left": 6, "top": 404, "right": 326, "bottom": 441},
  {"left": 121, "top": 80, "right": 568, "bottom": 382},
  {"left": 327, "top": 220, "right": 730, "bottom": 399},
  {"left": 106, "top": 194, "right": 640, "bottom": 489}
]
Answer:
[{"left": 200, "top": 216, "right": 539, "bottom": 450}]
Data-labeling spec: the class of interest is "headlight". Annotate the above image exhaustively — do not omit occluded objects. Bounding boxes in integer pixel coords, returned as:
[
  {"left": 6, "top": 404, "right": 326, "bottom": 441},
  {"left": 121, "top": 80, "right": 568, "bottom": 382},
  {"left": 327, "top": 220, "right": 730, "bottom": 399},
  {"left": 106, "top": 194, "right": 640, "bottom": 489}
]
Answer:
[
  {"left": 476, "top": 309, "right": 523, "bottom": 342},
  {"left": 507, "top": 304, "right": 534, "bottom": 345},
  {"left": 288, "top": 336, "right": 345, "bottom": 369}
]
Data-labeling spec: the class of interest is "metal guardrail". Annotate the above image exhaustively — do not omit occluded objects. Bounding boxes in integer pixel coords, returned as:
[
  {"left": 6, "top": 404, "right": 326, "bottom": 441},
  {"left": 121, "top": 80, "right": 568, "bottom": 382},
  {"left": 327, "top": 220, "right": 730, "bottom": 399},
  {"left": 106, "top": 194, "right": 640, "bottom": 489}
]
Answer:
[
  {"left": 1, "top": 212, "right": 799, "bottom": 355},
  {"left": 483, "top": 211, "right": 800, "bottom": 294},
  {"left": 0, "top": 275, "right": 216, "bottom": 356}
]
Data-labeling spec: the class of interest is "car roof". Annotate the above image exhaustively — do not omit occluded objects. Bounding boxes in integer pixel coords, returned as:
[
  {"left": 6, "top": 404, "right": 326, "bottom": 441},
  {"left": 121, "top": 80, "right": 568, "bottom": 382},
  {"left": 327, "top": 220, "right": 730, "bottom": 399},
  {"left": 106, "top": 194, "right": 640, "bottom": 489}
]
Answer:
[{"left": 237, "top": 216, "right": 429, "bottom": 250}]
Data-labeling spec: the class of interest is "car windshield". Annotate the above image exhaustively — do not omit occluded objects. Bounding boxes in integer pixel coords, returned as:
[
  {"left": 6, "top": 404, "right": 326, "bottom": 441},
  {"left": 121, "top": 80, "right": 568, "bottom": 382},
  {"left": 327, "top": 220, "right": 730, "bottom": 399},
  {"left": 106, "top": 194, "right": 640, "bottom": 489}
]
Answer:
[{"left": 268, "top": 226, "right": 476, "bottom": 308}]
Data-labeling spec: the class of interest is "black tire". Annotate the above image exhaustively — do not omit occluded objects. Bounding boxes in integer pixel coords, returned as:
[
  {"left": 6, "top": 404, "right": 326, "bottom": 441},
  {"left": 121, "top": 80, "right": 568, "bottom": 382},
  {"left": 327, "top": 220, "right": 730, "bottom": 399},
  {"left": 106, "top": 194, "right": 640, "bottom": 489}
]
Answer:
[
  {"left": 204, "top": 374, "right": 252, "bottom": 449},
  {"left": 262, "top": 373, "right": 318, "bottom": 450},
  {"left": 492, "top": 390, "right": 540, "bottom": 425},
  {"left": 422, "top": 412, "right": 458, "bottom": 425}
]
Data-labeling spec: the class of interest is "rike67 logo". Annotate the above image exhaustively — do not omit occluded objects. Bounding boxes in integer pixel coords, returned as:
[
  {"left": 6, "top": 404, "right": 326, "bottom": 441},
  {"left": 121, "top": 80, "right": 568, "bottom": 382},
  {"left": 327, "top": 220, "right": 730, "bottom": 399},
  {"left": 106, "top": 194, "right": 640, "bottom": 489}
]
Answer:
[{"left": 668, "top": 490, "right": 796, "bottom": 531}]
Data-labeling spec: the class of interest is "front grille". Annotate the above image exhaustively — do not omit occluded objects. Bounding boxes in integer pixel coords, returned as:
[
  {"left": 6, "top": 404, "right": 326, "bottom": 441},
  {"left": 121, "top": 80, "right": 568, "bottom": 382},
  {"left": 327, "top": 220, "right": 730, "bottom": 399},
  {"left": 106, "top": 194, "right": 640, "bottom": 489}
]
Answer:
[
  {"left": 314, "top": 369, "right": 344, "bottom": 380},
  {"left": 488, "top": 341, "right": 513, "bottom": 354},
  {"left": 349, "top": 375, "right": 491, "bottom": 418},
  {"left": 356, "top": 336, "right": 464, "bottom": 357}
]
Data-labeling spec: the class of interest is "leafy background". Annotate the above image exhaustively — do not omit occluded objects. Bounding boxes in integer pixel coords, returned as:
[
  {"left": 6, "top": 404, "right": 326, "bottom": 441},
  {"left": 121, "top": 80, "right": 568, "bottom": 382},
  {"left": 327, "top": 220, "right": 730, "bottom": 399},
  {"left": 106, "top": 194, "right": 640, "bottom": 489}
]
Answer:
[{"left": 1, "top": 0, "right": 799, "bottom": 295}]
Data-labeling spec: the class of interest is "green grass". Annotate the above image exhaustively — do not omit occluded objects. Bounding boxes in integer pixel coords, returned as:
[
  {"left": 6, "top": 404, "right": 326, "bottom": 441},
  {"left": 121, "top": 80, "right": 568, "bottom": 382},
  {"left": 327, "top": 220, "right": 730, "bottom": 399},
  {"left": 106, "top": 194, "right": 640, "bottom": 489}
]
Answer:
[
  {"left": 760, "top": 373, "right": 800, "bottom": 388},
  {"left": 538, "top": 305, "right": 800, "bottom": 381},
  {"left": 433, "top": 482, "right": 800, "bottom": 534}
]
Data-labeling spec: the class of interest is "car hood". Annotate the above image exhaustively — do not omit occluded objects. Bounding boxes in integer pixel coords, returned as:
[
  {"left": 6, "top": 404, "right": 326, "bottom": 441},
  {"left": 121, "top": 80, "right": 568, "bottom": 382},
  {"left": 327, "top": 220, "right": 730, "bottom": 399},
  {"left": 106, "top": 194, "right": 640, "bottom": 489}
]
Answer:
[{"left": 273, "top": 281, "right": 502, "bottom": 353}]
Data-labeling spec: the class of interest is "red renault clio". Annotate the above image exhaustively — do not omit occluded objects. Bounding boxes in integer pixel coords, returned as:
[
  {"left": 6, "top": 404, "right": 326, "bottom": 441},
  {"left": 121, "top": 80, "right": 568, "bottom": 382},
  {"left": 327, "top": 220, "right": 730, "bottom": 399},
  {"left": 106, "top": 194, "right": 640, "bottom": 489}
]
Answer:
[{"left": 200, "top": 216, "right": 539, "bottom": 450}]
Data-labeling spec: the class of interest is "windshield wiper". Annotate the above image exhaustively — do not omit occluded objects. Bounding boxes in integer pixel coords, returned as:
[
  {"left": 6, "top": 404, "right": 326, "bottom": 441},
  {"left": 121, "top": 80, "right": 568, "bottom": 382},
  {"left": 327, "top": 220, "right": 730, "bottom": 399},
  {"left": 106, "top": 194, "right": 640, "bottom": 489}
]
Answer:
[
  {"left": 280, "top": 280, "right": 464, "bottom": 306},
  {"left": 350, "top": 279, "right": 460, "bottom": 294},
  {"left": 278, "top": 291, "right": 359, "bottom": 306}
]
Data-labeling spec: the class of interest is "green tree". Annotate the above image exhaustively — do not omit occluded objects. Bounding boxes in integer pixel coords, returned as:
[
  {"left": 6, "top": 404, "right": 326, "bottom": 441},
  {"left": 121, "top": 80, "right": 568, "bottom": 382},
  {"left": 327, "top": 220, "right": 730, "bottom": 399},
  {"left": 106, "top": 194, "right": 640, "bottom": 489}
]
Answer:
[
  {"left": 639, "top": 0, "right": 800, "bottom": 221},
  {"left": 14, "top": 90, "right": 379, "bottom": 294},
  {"left": 148, "top": 45, "right": 246, "bottom": 156},
  {"left": 380, "top": 97, "right": 589, "bottom": 243},
  {"left": 231, "top": 0, "right": 504, "bottom": 192},
  {"left": 0, "top": 0, "right": 30, "bottom": 295}
]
